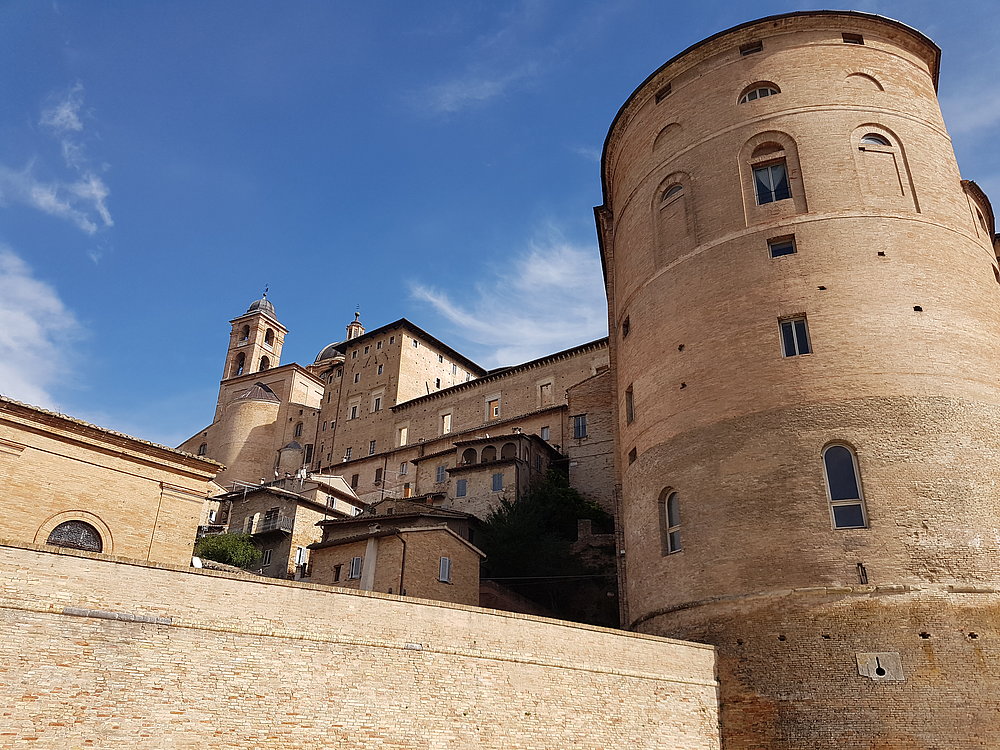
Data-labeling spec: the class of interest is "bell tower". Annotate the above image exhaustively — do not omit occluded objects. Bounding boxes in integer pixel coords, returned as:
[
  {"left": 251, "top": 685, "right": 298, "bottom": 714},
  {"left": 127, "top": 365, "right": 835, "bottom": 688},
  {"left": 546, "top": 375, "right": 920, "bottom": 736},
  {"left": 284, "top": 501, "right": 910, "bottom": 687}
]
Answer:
[{"left": 223, "top": 292, "right": 287, "bottom": 380}]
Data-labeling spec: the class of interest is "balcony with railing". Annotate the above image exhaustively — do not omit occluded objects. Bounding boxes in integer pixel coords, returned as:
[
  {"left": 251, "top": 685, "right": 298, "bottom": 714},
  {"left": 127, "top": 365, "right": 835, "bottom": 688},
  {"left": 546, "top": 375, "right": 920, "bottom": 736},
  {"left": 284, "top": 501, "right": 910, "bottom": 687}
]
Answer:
[{"left": 249, "top": 514, "right": 294, "bottom": 535}]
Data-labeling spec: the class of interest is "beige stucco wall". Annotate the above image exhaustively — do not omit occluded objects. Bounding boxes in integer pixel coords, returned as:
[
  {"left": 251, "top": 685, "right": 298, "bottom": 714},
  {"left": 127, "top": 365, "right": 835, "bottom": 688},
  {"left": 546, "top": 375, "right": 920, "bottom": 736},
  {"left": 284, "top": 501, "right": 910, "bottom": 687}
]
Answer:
[{"left": 0, "top": 542, "right": 720, "bottom": 749}]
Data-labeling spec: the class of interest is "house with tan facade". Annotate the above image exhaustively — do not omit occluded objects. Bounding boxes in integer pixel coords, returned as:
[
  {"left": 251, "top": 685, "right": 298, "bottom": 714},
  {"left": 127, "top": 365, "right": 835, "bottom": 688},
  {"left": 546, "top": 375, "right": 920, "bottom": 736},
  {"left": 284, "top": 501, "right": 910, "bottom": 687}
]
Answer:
[{"left": 0, "top": 395, "right": 220, "bottom": 566}]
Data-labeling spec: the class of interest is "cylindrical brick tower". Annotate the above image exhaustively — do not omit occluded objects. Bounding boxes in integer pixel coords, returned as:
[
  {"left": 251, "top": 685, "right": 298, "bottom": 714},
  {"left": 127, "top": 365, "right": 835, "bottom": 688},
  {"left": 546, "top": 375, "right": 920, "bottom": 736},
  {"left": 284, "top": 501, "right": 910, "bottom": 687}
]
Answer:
[{"left": 597, "top": 11, "right": 1000, "bottom": 749}]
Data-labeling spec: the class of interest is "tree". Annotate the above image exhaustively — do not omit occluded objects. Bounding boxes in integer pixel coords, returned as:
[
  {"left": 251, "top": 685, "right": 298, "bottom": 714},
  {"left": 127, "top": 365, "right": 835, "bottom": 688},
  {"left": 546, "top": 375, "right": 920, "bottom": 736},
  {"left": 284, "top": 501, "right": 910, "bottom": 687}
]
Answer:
[
  {"left": 193, "top": 533, "right": 262, "bottom": 570},
  {"left": 479, "top": 471, "right": 617, "bottom": 625}
]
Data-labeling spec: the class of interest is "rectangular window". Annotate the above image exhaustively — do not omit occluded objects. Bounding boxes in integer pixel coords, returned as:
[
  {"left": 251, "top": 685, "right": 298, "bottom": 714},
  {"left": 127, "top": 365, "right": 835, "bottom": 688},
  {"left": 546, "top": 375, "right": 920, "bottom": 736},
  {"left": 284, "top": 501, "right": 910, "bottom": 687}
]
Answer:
[
  {"left": 540, "top": 426, "right": 550, "bottom": 441},
  {"left": 373, "top": 396, "right": 382, "bottom": 412},
  {"left": 207, "top": 509, "right": 217, "bottom": 523},
  {"left": 304, "top": 443, "right": 313, "bottom": 464},
  {"left": 435, "top": 377, "right": 441, "bottom": 389},
  {"left": 438, "top": 354, "right": 444, "bottom": 363},
  {"left": 295, "top": 546, "right": 306, "bottom": 566},
  {"left": 348, "top": 556, "right": 362, "bottom": 579},
  {"left": 403, "top": 483, "right": 412, "bottom": 498},
  {"left": 349, "top": 405, "right": 358, "bottom": 420},
  {"left": 412, "top": 339, "right": 418, "bottom": 348},
  {"left": 322, "top": 421, "right": 327, "bottom": 431},
  {"left": 842, "top": 32, "right": 864, "bottom": 44},
  {"left": 436, "top": 465, "right": 446, "bottom": 483},
  {"left": 625, "top": 386, "right": 634, "bottom": 424},
  {"left": 780, "top": 317, "right": 812, "bottom": 357},
  {"left": 398, "top": 426, "right": 408, "bottom": 446},
  {"left": 364, "top": 345, "right": 370, "bottom": 354},
  {"left": 452, "top": 363, "right": 457, "bottom": 374},
  {"left": 488, "top": 399, "right": 500, "bottom": 420},
  {"left": 262, "top": 549, "right": 272, "bottom": 566},
  {"left": 377, "top": 364, "right": 384, "bottom": 375},
  {"left": 333, "top": 563, "right": 342, "bottom": 582},
  {"left": 573, "top": 414, "right": 588, "bottom": 439},
  {"left": 754, "top": 162, "right": 791, "bottom": 204},
  {"left": 390, "top": 335, "right": 395, "bottom": 344},
  {"left": 535, "top": 454, "right": 542, "bottom": 470},
  {"left": 441, "top": 413, "right": 452, "bottom": 434},
  {"left": 438, "top": 556, "right": 452, "bottom": 583},
  {"left": 456, "top": 478, "right": 468, "bottom": 497},
  {"left": 350, "top": 473, "right": 359, "bottom": 489},
  {"left": 654, "top": 82, "right": 671, "bottom": 103},
  {"left": 492, "top": 472, "right": 503, "bottom": 492},
  {"left": 353, "top": 372, "right": 360, "bottom": 384},
  {"left": 369, "top": 440, "right": 376, "bottom": 455},
  {"left": 740, "top": 40, "right": 763, "bottom": 55},
  {"left": 399, "top": 462, "right": 408, "bottom": 475},
  {"left": 351, "top": 350, "right": 358, "bottom": 359},
  {"left": 344, "top": 447, "right": 352, "bottom": 461},
  {"left": 374, "top": 467, "right": 383, "bottom": 483},
  {"left": 377, "top": 340, "right": 382, "bottom": 350},
  {"left": 769, "top": 236, "right": 797, "bottom": 258}
]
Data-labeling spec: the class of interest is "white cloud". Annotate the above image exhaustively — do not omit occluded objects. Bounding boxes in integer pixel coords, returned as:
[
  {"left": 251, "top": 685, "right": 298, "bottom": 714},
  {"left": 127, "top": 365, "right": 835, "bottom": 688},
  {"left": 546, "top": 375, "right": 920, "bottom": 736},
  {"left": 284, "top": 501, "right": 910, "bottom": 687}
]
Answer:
[
  {"left": 39, "top": 82, "right": 85, "bottom": 134},
  {"left": 0, "top": 246, "right": 81, "bottom": 410},
  {"left": 422, "top": 65, "right": 537, "bottom": 114},
  {"left": 0, "top": 163, "right": 112, "bottom": 234},
  {"left": 0, "top": 83, "right": 113, "bottom": 235},
  {"left": 411, "top": 227, "right": 607, "bottom": 367}
]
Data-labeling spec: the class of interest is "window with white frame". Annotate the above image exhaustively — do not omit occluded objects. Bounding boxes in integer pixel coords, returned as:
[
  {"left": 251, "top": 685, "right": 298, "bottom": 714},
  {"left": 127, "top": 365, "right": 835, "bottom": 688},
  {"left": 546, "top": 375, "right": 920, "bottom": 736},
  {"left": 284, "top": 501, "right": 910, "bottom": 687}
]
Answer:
[
  {"left": 369, "top": 440, "right": 376, "bottom": 455},
  {"left": 822, "top": 444, "right": 868, "bottom": 529},
  {"left": 348, "top": 556, "right": 363, "bottom": 579},
  {"left": 540, "top": 426, "right": 550, "bottom": 441},
  {"left": 377, "top": 363, "right": 384, "bottom": 375},
  {"left": 487, "top": 398, "right": 500, "bottom": 420},
  {"left": 572, "top": 414, "right": 588, "bottom": 439},
  {"left": 398, "top": 426, "right": 408, "bottom": 446},
  {"left": 349, "top": 404, "right": 359, "bottom": 420},
  {"left": 441, "top": 413, "right": 452, "bottom": 434},
  {"left": 399, "top": 462, "right": 408, "bottom": 476},
  {"left": 438, "top": 556, "right": 452, "bottom": 583},
  {"left": 344, "top": 447, "right": 352, "bottom": 461},
  {"left": 661, "top": 491, "right": 682, "bottom": 554},
  {"left": 739, "top": 83, "right": 779, "bottom": 103},
  {"left": 780, "top": 316, "right": 811, "bottom": 357},
  {"left": 373, "top": 395, "right": 382, "bottom": 412},
  {"left": 753, "top": 161, "right": 791, "bottom": 204}
]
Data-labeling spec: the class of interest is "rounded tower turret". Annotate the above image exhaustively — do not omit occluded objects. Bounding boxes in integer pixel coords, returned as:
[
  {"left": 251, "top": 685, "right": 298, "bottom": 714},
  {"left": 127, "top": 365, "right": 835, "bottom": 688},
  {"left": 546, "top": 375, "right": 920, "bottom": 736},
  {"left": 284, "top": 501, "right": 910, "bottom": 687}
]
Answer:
[{"left": 598, "top": 11, "right": 1000, "bottom": 748}]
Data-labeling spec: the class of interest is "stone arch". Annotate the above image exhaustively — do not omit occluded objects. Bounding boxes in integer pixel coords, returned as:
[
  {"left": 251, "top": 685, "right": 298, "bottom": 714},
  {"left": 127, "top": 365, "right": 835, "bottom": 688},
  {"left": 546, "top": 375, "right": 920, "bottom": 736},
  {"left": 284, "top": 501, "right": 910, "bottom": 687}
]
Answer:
[
  {"left": 481, "top": 445, "right": 497, "bottom": 463},
  {"left": 232, "top": 352, "right": 246, "bottom": 377},
  {"left": 739, "top": 130, "right": 808, "bottom": 223},
  {"left": 500, "top": 442, "right": 517, "bottom": 460},
  {"left": 652, "top": 122, "right": 682, "bottom": 154},
  {"left": 259, "top": 356, "right": 271, "bottom": 372},
  {"left": 844, "top": 71, "right": 884, "bottom": 93},
  {"left": 35, "top": 510, "right": 114, "bottom": 555},
  {"left": 264, "top": 328, "right": 275, "bottom": 346},
  {"left": 462, "top": 447, "right": 477, "bottom": 465},
  {"left": 651, "top": 170, "right": 697, "bottom": 266},
  {"left": 851, "top": 123, "right": 918, "bottom": 211}
]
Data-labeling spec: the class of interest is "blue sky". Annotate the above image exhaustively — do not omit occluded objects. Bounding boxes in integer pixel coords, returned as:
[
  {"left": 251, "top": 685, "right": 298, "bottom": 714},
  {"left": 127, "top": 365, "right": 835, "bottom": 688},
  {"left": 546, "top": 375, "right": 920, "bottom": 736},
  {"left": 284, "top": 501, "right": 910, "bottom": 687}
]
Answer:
[{"left": 2, "top": 0, "right": 999, "bottom": 447}]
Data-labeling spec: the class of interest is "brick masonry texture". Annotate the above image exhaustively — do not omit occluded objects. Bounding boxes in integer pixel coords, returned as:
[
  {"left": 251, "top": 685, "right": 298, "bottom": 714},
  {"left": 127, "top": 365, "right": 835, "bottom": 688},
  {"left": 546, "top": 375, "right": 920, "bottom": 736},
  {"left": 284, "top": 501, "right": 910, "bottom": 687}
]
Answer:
[
  {"left": 599, "top": 12, "right": 1000, "bottom": 749},
  {"left": 0, "top": 542, "right": 720, "bottom": 749}
]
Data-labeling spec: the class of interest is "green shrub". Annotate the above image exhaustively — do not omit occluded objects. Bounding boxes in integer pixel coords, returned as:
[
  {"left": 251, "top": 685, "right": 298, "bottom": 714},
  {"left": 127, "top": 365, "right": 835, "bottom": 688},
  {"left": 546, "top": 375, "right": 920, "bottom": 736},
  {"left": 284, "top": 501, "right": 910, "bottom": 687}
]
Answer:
[{"left": 193, "top": 533, "right": 261, "bottom": 569}]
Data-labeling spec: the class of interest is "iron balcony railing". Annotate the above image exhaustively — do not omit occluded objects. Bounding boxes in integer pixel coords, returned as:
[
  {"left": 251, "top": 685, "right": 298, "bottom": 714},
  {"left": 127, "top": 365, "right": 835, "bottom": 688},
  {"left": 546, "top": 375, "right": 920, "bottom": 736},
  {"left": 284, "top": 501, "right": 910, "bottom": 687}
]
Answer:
[{"left": 249, "top": 515, "right": 294, "bottom": 535}]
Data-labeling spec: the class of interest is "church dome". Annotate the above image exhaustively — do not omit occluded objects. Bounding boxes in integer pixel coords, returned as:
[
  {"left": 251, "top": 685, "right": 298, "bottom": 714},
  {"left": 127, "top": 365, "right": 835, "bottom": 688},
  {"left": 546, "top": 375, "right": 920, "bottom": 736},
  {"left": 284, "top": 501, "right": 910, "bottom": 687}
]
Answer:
[
  {"left": 314, "top": 342, "right": 345, "bottom": 363},
  {"left": 247, "top": 295, "right": 276, "bottom": 317}
]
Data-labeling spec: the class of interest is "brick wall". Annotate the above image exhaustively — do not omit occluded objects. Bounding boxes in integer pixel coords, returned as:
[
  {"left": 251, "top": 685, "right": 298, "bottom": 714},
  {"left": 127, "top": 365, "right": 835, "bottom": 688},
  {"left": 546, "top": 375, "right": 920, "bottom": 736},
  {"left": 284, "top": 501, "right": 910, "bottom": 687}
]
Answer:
[{"left": 0, "top": 542, "right": 720, "bottom": 749}]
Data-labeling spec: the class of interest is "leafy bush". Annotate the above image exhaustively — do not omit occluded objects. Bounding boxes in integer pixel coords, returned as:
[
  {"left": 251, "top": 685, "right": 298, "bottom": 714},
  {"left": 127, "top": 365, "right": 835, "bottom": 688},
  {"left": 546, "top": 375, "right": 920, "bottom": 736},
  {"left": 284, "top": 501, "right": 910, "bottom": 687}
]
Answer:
[{"left": 193, "top": 533, "right": 262, "bottom": 569}]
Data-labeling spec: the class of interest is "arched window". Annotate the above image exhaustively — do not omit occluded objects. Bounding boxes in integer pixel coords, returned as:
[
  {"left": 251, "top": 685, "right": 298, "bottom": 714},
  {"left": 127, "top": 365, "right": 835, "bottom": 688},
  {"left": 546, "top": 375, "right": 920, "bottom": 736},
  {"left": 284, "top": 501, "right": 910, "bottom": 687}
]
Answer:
[
  {"left": 197, "top": 443, "right": 207, "bottom": 456},
  {"left": 500, "top": 442, "right": 517, "bottom": 460},
  {"left": 659, "top": 490, "right": 682, "bottom": 554},
  {"left": 661, "top": 184, "right": 684, "bottom": 202},
  {"left": 751, "top": 142, "right": 791, "bottom": 205},
  {"left": 239, "top": 325, "right": 250, "bottom": 343},
  {"left": 822, "top": 444, "right": 867, "bottom": 529},
  {"left": 481, "top": 445, "right": 497, "bottom": 463},
  {"left": 233, "top": 352, "right": 246, "bottom": 377},
  {"left": 293, "top": 422, "right": 303, "bottom": 438},
  {"left": 264, "top": 328, "right": 274, "bottom": 347},
  {"left": 259, "top": 356, "right": 270, "bottom": 372},
  {"left": 739, "top": 83, "right": 780, "bottom": 103},
  {"left": 462, "top": 447, "right": 478, "bottom": 465},
  {"left": 47, "top": 521, "right": 103, "bottom": 553},
  {"left": 860, "top": 133, "right": 891, "bottom": 146}
]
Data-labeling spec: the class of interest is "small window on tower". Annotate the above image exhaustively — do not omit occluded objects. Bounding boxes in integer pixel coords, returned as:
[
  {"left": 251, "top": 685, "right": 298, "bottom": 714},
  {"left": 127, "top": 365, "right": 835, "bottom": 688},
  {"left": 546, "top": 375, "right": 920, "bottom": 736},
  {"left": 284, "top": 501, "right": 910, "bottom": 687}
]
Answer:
[
  {"left": 842, "top": 32, "right": 864, "bottom": 44},
  {"left": 768, "top": 236, "right": 797, "bottom": 258},
  {"left": 197, "top": 443, "right": 207, "bottom": 456},
  {"left": 780, "top": 316, "right": 812, "bottom": 357},
  {"left": 739, "top": 40, "right": 763, "bottom": 55}
]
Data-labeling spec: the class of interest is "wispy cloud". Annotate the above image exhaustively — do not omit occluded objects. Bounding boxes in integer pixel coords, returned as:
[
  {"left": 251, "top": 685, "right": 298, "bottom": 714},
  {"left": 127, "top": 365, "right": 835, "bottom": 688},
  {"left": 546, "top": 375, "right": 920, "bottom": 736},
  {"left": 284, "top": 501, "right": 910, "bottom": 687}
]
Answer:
[
  {"left": 411, "top": 226, "right": 607, "bottom": 367},
  {"left": 569, "top": 145, "right": 601, "bottom": 163},
  {"left": 0, "top": 83, "right": 112, "bottom": 236},
  {"left": 423, "top": 65, "right": 536, "bottom": 114},
  {"left": 0, "top": 246, "right": 82, "bottom": 410}
]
